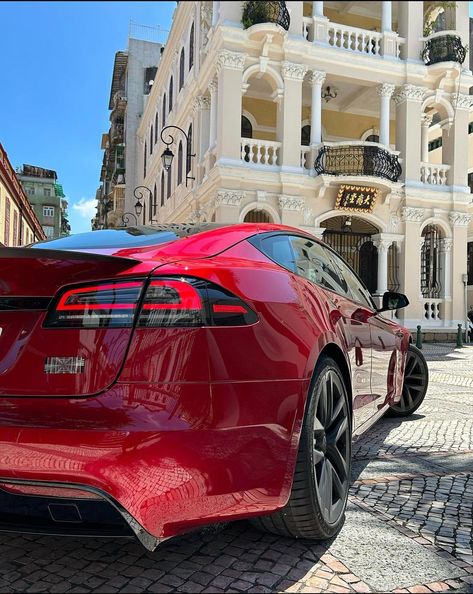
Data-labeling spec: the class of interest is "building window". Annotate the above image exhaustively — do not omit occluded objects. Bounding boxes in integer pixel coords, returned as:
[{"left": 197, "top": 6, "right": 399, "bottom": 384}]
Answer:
[
  {"left": 167, "top": 165, "right": 172, "bottom": 199},
  {"left": 468, "top": 242, "right": 473, "bottom": 286},
  {"left": 189, "top": 23, "right": 194, "bottom": 70},
  {"left": 179, "top": 48, "right": 185, "bottom": 91},
  {"left": 301, "top": 125, "right": 311, "bottom": 146},
  {"left": 4, "top": 197, "right": 10, "bottom": 245},
  {"left": 153, "top": 183, "right": 157, "bottom": 217},
  {"left": 186, "top": 124, "right": 193, "bottom": 175},
  {"left": 161, "top": 171, "right": 165, "bottom": 206},
  {"left": 162, "top": 94, "right": 166, "bottom": 127},
  {"left": 469, "top": 172, "right": 473, "bottom": 193},
  {"left": 177, "top": 141, "right": 183, "bottom": 185},
  {"left": 13, "top": 211, "right": 18, "bottom": 246},
  {"left": 27, "top": 186, "right": 35, "bottom": 195},
  {"left": 43, "top": 206, "right": 54, "bottom": 218},
  {"left": 469, "top": 122, "right": 473, "bottom": 135},
  {"left": 241, "top": 116, "right": 253, "bottom": 139},
  {"left": 429, "top": 137, "right": 442, "bottom": 151},
  {"left": 150, "top": 126, "right": 154, "bottom": 153},
  {"left": 42, "top": 225, "right": 54, "bottom": 239},
  {"left": 144, "top": 141, "right": 147, "bottom": 178},
  {"left": 421, "top": 225, "right": 442, "bottom": 298},
  {"left": 43, "top": 187, "right": 51, "bottom": 197},
  {"left": 155, "top": 112, "right": 159, "bottom": 143},
  {"left": 168, "top": 77, "right": 173, "bottom": 113}
]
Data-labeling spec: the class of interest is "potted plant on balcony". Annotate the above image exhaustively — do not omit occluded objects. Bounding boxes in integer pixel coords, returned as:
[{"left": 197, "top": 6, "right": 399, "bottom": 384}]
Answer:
[
  {"left": 422, "top": 2, "right": 466, "bottom": 65},
  {"left": 241, "top": 1, "right": 290, "bottom": 31}
]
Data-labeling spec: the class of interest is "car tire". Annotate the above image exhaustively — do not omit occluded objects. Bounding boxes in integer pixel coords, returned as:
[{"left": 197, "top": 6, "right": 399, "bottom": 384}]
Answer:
[
  {"left": 251, "top": 355, "right": 351, "bottom": 539},
  {"left": 385, "top": 344, "right": 429, "bottom": 418}
]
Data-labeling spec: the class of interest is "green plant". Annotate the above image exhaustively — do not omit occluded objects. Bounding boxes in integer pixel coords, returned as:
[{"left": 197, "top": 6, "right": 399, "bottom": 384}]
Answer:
[
  {"left": 242, "top": 1, "right": 270, "bottom": 29},
  {"left": 423, "top": 1, "right": 457, "bottom": 37}
]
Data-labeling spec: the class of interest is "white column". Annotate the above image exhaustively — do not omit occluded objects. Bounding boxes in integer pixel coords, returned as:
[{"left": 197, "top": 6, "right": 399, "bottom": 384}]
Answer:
[
  {"left": 309, "top": 71, "right": 326, "bottom": 145},
  {"left": 421, "top": 114, "right": 432, "bottom": 163},
  {"left": 211, "top": 1, "right": 219, "bottom": 26},
  {"left": 280, "top": 62, "right": 307, "bottom": 170},
  {"left": 381, "top": 1, "right": 392, "bottom": 32},
  {"left": 373, "top": 236, "right": 393, "bottom": 295},
  {"left": 209, "top": 78, "right": 218, "bottom": 150},
  {"left": 313, "top": 1, "right": 324, "bottom": 17},
  {"left": 377, "top": 83, "right": 395, "bottom": 147},
  {"left": 440, "top": 238, "right": 453, "bottom": 299}
]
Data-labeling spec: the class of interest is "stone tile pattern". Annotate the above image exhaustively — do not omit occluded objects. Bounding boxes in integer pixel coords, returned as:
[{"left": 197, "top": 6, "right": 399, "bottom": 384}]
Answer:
[{"left": 0, "top": 343, "right": 472, "bottom": 593}]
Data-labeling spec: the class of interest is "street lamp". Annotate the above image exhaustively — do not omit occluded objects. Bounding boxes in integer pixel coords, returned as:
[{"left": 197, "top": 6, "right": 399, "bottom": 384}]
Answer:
[
  {"left": 160, "top": 125, "right": 195, "bottom": 186},
  {"left": 121, "top": 186, "right": 151, "bottom": 227}
]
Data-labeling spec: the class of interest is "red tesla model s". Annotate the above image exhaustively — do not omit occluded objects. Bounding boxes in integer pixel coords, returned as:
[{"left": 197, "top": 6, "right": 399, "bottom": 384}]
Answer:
[{"left": 0, "top": 223, "right": 428, "bottom": 549}]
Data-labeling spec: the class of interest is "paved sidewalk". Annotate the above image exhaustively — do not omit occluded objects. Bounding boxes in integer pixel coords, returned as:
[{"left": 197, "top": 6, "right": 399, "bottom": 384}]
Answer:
[{"left": 0, "top": 345, "right": 472, "bottom": 593}]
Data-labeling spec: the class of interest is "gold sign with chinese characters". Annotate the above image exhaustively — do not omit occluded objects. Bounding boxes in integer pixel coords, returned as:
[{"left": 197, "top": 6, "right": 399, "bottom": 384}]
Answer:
[{"left": 335, "top": 185, "right": 379, "bottom": 213}]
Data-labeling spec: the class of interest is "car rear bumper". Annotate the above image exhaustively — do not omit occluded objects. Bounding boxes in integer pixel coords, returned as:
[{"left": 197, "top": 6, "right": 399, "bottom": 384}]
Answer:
[{"left": 0, "top": 379, "right": 307, "bottom": 547}]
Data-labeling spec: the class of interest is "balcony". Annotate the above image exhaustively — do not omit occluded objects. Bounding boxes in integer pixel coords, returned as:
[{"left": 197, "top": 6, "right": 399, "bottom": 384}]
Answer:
[
  {"left": 313, "top": 142, "right": 402, "bottom": 183},
  {"left": 422, "top": 31, "right": 466, "bottom": 66},
  {"left": 240, "top": 138, "right": 281, "bottom": 167},
  {"left": 241, "top": 1, "right": 290, "bottom": 31},
  {"left": 420, "top": 162, "right": 450, "bottom": 186}
]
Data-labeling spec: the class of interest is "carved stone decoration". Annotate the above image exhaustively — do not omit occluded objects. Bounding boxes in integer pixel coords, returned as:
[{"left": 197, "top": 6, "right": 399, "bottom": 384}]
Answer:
[
  {"left": 451, "top": 93, "right": 473, "bottom": 111},
  {"left": 392, "top": 84, "right": 427, "bottom": 105},
  {"left": 377, "top": 83, "right": 395, "bottom": 98},
  {"left": 372, "top": 238, "right": 392, "bottom": 253},
  {"left": 389, "top": 213, "right": 400, "bottom": 232},
  {"left": 190, "top": 208, "right": 208, "bottom": 223},
  {"left": 281, "top": 61, "right": 308, "bottom": 80},
  {"left": 216, "top": 50, "right": 246, "bottom": 72},
  {"left": 208, "top": 78, "right": 218, "bottom": 94},
  {"left": 278, "top": 195, "right": 305, "bottom": 211},
  {"left": 308, "top": 70, "right": 326, "bottom": 87},
  {"left": 421, "top": 113, "right": 434, "bottom": 127},
  {"left": 200, "top": 5, "right": 212, "bottom": 47},
  {"left": 193, "top": 96, "right": 211, "bottom": 112},
  {"left": 303, "top": 207, "right": 313, "bottom": 225},
  {"left": 215, "top": 189, "right": 245, "bottom": 207},
  {"left": 400, "top": 207, "right": 425, "bottom": 223},
  {"left": 449, "top": 211, "right": 472, "bottom": 227},
  {"left": 440, "top": 238, "right": 453, "bottom": 252}
]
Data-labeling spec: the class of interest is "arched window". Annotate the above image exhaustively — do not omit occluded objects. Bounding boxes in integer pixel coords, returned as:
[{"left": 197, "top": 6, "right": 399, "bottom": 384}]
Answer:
[
  {"left": 421, "top": 225, "right": 442, "bottom": 299},
  {"left": 162, "top": 94, "right": 166, "bottom": 127},
  {"left": 244, "top": 209, "right": 272, "bottom": 223},
  {"left": 150, "top": 125, "right": 153, "bottom": 154},
  {"left": 177, "top": 141, "right": 183, "bottom": 186},
  {"left": 167, "top": 164, "right": 172, "bottom": 199},
  {"left": 186, "top": 124, "right": 193, "bottom": 175},
  {"left": 153, "top": 183, "right": 157, "bottom": 217},
  {"left": 160, "top": 171, "right": 165, "bottom": 206},
  {"left": 179, "top": 48, "right": 185, "bottom": 91},
  {"left": 154, "top": 112, "right": 159, "bottom": 143},
  {"left": 143, "top": 142, "right": 147, "bottom": 178},
  {"left": 366, "top": 134, "right": 380, "bottom": 143},
  {"left": 301, "top": 124, "right": 311, "bottom": 146},
  {"left": 168, "top": 77, "right": 173, "bottom": 113},
  {"left": 148, "top": 186, "right": 153, "bottom": 220},
  {"left": 189, "top": 23, "right": 194, "bottom": 70},
  {"left": 241, "top": 115, "right": 253, "bottom": 139}
]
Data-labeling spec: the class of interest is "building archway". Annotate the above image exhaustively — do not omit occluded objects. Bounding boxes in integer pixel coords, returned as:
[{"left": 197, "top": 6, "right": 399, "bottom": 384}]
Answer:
[
  {"left": 321, "top": 216, "right": 380, "bottom": 294},
  {"left": 243, "top": 209, "right": 272, "bottom": 223}
]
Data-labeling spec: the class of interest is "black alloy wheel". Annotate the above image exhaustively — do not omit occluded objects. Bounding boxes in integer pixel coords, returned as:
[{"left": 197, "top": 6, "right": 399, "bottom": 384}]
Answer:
[{"left": 386, "top": 344, "right": 429, "bottom": 417}]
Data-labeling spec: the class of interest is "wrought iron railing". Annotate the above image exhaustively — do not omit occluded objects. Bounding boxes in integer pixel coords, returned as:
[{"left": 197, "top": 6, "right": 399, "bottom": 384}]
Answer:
[
  {"left": 242, "top": 1, "right": 290, "bottom": 31},
  {"left": 313, "top": 143, "right": 402, "bottom": 182},
  {"left": 422, "top": 32, "right": 466, "bottom": 66}
]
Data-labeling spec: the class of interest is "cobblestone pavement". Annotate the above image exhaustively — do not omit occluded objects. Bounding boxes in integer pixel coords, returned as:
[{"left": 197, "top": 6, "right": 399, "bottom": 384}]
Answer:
[{"left": 0, "top": 344, "right": 472, "bottom": 593}]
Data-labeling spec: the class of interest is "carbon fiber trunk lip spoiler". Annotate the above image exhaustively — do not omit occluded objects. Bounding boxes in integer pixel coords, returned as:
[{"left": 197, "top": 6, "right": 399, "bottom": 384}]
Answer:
[{"left": 0, "top": 247, "right": 140, "bottom": 265}]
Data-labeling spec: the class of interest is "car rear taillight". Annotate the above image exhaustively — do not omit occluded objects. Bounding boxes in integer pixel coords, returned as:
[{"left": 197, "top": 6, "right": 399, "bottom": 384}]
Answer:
[
  {"left": 44, "top": 281, "right": 143, "bottom": 328},
  {"left": 44, "top": 277, "right": 258, "bottom": 329}
]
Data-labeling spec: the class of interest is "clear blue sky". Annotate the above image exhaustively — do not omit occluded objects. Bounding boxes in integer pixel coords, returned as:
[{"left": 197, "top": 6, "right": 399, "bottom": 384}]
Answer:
[{"left": 0, "top": 1, "right": 175, "bottom": 234}]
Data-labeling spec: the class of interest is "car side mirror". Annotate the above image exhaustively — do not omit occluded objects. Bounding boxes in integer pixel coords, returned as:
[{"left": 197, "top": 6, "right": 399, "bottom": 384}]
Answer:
[{"left": 378, "top": 291, "right": 409, "bottom": 313}]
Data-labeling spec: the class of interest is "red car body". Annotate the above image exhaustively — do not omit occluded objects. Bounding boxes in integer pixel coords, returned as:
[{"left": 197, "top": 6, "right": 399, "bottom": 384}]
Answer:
[{"left": 0, "top": 223, "right": 410, "bottom": 548}]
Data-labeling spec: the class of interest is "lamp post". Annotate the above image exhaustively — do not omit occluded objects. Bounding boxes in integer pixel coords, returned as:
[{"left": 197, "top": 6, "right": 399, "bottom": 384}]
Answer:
[
  {"left": 121, "top": 186, "right": 159, "bottom": 227},
  {"left": 160, "top": 125, "right": 195, "bottom": 186}
]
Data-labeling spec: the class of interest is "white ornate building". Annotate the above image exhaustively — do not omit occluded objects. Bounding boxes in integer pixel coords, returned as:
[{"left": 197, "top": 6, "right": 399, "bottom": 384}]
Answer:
[{"left": 134, "top": 1, "right": 472, "bottom": 336}]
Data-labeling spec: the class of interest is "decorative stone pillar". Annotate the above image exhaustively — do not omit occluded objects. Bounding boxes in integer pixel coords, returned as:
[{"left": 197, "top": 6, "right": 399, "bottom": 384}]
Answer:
[
  {"left": 313, "top": 1, "right": 324, "bottom": 17},
  {"left": 443, "top": 94, "right": 472, "bottom": 188},
  {"left": 216, "top": 50, "right": 246, "bottom": 164},
  {"left": 449, "top": 212, "right": 472, "bottom": 326},
  {"left": 440, "top": 238, "right": 453, "bottom": 300},
  {"left": 381, "top": 1, "right": 392, "bottom": 32},
  {"left": 278, "top": 195, "right": 305, "bottom": 226},
  {"left": 393, "top": 85, "right": 427, "bottom": 184},
  {"left": 279, "top": 62, "right": 308, "bottom": 171},
  {"left": 193, "top": 95, "right": 211, "bottom": 181},
  {"left": 420, "top": 114, "right": 433, "bottom": 163},
  {"left": 399, "top": 206, "right": 425, "bottom": 325},
  {"left": 309, "top": 71, "right": 326, "bottom": 146},
  {"left": 377, "top": 84, "right": 395, "bottom": 147},
  {"left": 209, "top": 79, "right": 218, "bottom": 151},
  {"left": 397, "top": 0, "right": 424, "bottom": 62},
  {"left": 312, "top": 0, "right": 329, "bottom": 44},
  {"left": 214, "top": 188, "right": 244, "bottom": 222},
  {"left": 372, "top": 235, "right": 393, "bottom": 295}
]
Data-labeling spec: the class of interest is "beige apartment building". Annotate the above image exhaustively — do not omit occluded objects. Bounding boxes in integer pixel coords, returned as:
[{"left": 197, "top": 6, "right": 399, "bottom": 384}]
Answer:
[
  {"left": 0, "top": 144, "right": 45, "bottom": 247},
  {"left": 134, "top": 0, "right": 472, "bottom": 336}
]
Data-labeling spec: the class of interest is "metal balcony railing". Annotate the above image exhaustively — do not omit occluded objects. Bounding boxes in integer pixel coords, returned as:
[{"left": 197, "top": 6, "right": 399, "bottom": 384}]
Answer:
[
  {"left": 422, "top": 32, "right": 466, "bottom": 66},
  {"left": 241, "top": 1, "right": 290, "bottom": 31},
  {"left": 313, "top": 142, "right": 402, "bottom": 183}
]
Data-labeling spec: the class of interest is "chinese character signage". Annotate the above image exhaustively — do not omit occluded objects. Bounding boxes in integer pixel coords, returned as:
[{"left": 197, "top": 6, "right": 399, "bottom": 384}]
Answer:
[{"left": 335, "top": 185, "right": 378, "bottom": 213}]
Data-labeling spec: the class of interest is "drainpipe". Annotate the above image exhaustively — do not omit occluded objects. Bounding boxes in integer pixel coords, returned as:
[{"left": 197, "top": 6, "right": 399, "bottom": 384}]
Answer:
[{"left": 462, "top": 273, "right": 469, "bottom": 343}]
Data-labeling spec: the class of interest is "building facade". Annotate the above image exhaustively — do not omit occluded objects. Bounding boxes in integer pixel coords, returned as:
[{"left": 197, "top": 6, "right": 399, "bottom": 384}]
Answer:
[
  {"left": 0, "top": 145, "right": 45, "bottom": 246},
  {"left": 135, "top": 0, "right": 472, "bottom": 336},
  {"left": 17, "top": 164, "right": 70, "bottom": 240},
  {"left": 94, "top": 27, "right": 163, "bottom": 229}
]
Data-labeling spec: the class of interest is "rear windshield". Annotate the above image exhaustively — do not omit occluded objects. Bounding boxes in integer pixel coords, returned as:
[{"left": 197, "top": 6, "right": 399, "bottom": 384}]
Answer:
[{"left": 31, "top": 224, "right": 229, "bottom": 250}]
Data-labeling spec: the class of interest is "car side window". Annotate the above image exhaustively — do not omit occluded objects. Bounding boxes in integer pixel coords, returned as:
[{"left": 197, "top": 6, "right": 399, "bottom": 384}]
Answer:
[
  {"left": 289, "top": 236, "right": 349, "bottom": 297},
  {"left": 259, "top": 235, "right": 297, "bottom": 273},
  {"left": 325, "top": 248, "right": 375, "bottom": 309}
]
